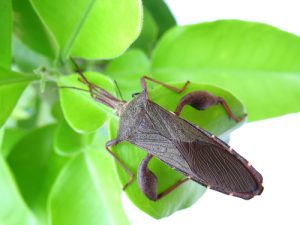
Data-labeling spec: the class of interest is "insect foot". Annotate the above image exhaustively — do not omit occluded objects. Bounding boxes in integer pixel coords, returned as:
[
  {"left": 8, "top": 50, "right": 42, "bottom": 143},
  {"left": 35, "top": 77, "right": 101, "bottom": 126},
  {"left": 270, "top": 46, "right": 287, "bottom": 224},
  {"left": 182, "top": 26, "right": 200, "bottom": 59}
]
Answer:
[
  {"left": 122, "top": 174, "right": 135, "bottom": 191},
  {"left": 235, "top": 113, "right": 248, "bottom": 123}
]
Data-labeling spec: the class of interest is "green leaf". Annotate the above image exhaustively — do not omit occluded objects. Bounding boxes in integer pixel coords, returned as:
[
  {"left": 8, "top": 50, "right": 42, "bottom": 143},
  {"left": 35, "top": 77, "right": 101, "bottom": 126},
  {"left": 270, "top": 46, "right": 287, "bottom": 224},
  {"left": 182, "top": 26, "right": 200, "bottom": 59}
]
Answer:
[
  {"left": 151, "top": 20, "right": 300, "bottom": 121},
  {"left": 131, "top": 8, "right": 158, "bottom": 54},
  {"left": 0, "top": 0, "right": 12, "bottom": 68},
  {"left": 0, "top": 128, "right": 3, "bottom": 150},
  {"left": 143, "top": 0, "right": 176, "bottom": 37},
  {"left": 0, "top": 156, "right": 37, "bottom": 225},
  {"left": 12, "top": 0, "right": 57, "bottom": 59},
  {"left": 7, "top": 125, "right": 67, "bottom": 224},
  {"left": 58, "top": 72, "right": 117, "bottom": 133},
  {"left": 1, "top": 128, "right": 27, "bottom": 157},
  {"left": 0, "top": 67, "right": 38, "bottom": 128},
  {"left": 54, "top": 119, "right": 95, "bottom": 156},
  {"left": 49, "top": 148, "right": 130, "bottom": 225},
  {"left": 13, "top": 37, "right": 51, "bottom": 73},
  {"left": 108, "top": 82, "right": 246, "bottom": 218},
  {"left": 30, "top": 0, "right": 143, "bottom": 60},
  {"left": 105, "top": 49, "right": 150, "bottom": 100}
]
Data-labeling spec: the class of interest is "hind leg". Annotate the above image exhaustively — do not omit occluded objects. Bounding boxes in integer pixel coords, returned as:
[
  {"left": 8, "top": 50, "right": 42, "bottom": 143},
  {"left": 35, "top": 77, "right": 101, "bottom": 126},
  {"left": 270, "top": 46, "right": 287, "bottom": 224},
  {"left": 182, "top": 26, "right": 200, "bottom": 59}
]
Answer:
[
  {"left": 174, "top": 91, "right": 246, "bottom": 122},
  {"left": 138, "top": 153, "right": 190, "bottom": 201},
  {"left": 105, "top": 139, "right": 134, "bottom": 190},
  {"left": 140, "top": 76, "right": 190, "bottom": 99}
]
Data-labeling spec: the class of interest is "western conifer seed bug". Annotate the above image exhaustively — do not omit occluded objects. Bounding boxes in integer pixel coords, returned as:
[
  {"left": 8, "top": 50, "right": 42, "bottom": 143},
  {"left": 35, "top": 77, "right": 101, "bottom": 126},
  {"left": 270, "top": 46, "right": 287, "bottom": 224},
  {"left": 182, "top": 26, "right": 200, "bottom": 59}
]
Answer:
[{"left": 67, "top": 58, "right": 263, "bottom": 201}]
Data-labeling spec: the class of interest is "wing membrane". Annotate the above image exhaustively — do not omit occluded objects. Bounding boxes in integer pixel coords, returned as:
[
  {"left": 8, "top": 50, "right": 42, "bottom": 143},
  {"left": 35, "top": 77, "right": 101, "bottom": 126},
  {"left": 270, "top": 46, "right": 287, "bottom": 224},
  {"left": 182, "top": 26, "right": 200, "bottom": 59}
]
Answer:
[{"left": 174, "top": 140, "right": 261, "bottom": 197}]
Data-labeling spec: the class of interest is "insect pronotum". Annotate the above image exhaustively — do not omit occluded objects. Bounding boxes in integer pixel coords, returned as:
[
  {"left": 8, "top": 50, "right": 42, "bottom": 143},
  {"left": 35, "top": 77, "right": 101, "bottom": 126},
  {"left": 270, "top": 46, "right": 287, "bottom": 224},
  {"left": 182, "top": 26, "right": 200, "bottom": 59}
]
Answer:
[{"left": 67, "top": 58, "right": 263, "bottom": 201}]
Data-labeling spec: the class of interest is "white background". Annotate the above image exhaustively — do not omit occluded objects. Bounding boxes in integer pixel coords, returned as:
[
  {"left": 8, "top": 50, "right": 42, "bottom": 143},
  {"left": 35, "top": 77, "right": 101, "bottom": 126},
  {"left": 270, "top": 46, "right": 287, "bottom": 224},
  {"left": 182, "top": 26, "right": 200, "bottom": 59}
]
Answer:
[{"left": 124, "top": 1, "right": 300, "bottom": 224}]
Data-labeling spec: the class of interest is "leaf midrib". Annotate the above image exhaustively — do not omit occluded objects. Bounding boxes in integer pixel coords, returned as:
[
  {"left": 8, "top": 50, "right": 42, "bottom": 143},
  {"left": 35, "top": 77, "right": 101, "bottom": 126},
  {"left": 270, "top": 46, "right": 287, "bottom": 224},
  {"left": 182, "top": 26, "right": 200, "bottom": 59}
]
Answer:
[{"left": 60, "top": 0, "right": 97, "bottom": 59}]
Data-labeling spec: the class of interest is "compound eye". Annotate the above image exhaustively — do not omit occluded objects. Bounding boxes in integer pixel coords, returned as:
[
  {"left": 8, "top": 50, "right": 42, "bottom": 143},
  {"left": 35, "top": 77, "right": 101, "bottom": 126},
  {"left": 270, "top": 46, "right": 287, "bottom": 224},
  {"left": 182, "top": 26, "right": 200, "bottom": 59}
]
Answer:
[{"left": 131, "top": 92, "right": 140, "bottom": 98}]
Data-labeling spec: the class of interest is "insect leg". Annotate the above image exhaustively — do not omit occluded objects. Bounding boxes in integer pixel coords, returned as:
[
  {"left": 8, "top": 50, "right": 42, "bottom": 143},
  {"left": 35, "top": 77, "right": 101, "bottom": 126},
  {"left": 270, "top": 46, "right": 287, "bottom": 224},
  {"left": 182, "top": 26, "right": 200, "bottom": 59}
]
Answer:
[
  {"left": 105, "top": 139, "right": 134, "bottom": 190},
  {"left": 174, "top": 91, "right": 246, "bottom": 122},
  {"left": 138, "top": 153, "right": 190, "bottom": 201},
  {"left": 140, "top": 76, "right": 190, "bottom": 99},
  {"left": 156, "top": 177, "right": 190, "bottom": 201}
]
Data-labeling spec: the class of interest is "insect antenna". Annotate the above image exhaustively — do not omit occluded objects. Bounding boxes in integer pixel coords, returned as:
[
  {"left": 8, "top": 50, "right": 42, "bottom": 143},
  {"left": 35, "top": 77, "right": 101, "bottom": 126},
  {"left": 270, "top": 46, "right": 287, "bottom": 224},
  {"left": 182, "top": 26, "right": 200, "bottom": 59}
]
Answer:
[
  {"left": 69, "top": 57, "right": 127, "bottom": 115},
  {"left": 70, "top": 57, "right": 90, "bottom": 85},
  {"left": 113, "top": 80, "right": 124, "bottom": 101},
  {"left": 70, "top": 57, "right": 120, "bottom": 101}
]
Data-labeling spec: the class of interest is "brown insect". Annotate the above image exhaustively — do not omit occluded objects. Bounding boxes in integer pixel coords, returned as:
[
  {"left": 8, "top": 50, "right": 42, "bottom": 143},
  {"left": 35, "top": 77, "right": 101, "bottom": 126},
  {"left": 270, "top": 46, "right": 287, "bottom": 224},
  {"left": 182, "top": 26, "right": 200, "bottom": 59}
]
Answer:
[{"left": 68, "top": 58, "right": 263, "bottom": 201}]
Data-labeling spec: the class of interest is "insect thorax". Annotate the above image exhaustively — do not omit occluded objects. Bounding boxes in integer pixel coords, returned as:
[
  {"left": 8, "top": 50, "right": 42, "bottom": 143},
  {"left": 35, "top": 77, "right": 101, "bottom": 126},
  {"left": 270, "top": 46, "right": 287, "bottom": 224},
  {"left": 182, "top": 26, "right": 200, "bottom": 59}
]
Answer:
[{"left": 117, "top": 92, "right": 147, "bottom": 140}]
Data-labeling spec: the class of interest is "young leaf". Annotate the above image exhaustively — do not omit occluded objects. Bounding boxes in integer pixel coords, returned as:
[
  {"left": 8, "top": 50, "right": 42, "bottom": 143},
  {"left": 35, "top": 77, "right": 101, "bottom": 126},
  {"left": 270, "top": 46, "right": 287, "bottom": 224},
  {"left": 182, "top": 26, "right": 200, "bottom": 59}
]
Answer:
[
  {"left": 143, "top": 0, "right": 176, "bottom": 37},
  {"left": 105, "top": 49, "right": 150, "bottom": 100},
  {"left": 58, "top": 72, "right": 117, "bottom": 133},
  {"left": 131, "top": 8, "right": 158, "bottom": 54},
  {"left": 0, "top": 67, "right": 38, "bottom": 128},
  {"left": 151, "top": 20, "right": 300, "bottom": 121},
  {"left": 108, "top": 82, "right": 246, "bottom": 218},
  {"left": 30, "top": 0, "right": 143, "bottom": 60},
  {"left": 54, "top": 119, "right": 95, "bottom": 156},
  {"left": 0, "top": 128, "right": 3, "bottom": 151},
  {"left": 12, "top": 0, "right": 57, "bottom": 59},
  {"left": 1, "top": 128, "right": 27, "bottom": 157},
  {"left": 0, "top": 0, "right": 12, "bottom": 69},
  {"left": 13, "top": 37, "right": 51, "bottom": 73},
  {"left": 0, "top": 156, "right": 38, "bottom": 225},
  {"left": 49, "top": 149, "right": 130, "bottom": 225},
  {"left": 7, "top": 125, "right": 67, "bottom": 224}
]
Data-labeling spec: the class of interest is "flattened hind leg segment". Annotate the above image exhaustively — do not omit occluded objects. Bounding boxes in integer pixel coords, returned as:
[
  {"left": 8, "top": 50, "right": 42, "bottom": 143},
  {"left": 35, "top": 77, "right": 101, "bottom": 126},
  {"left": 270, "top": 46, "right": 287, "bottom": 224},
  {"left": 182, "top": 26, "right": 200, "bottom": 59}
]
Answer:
[
  {"left": 138, "top": 153, "right": 190, "bottom": 201},
  {"left": 174, "top": 91, "right": 246, "bottom": 122},
  {"left": 137, "top": 154, "right": 158, "bottom": 201}
]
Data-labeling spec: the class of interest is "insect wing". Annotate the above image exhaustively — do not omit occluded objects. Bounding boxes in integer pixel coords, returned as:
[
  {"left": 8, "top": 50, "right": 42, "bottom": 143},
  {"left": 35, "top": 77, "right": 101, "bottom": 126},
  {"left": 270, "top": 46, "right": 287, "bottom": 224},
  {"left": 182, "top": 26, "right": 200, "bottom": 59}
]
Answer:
[{"left": 173, "top": 140, "right": 263, "bottom": 199}]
